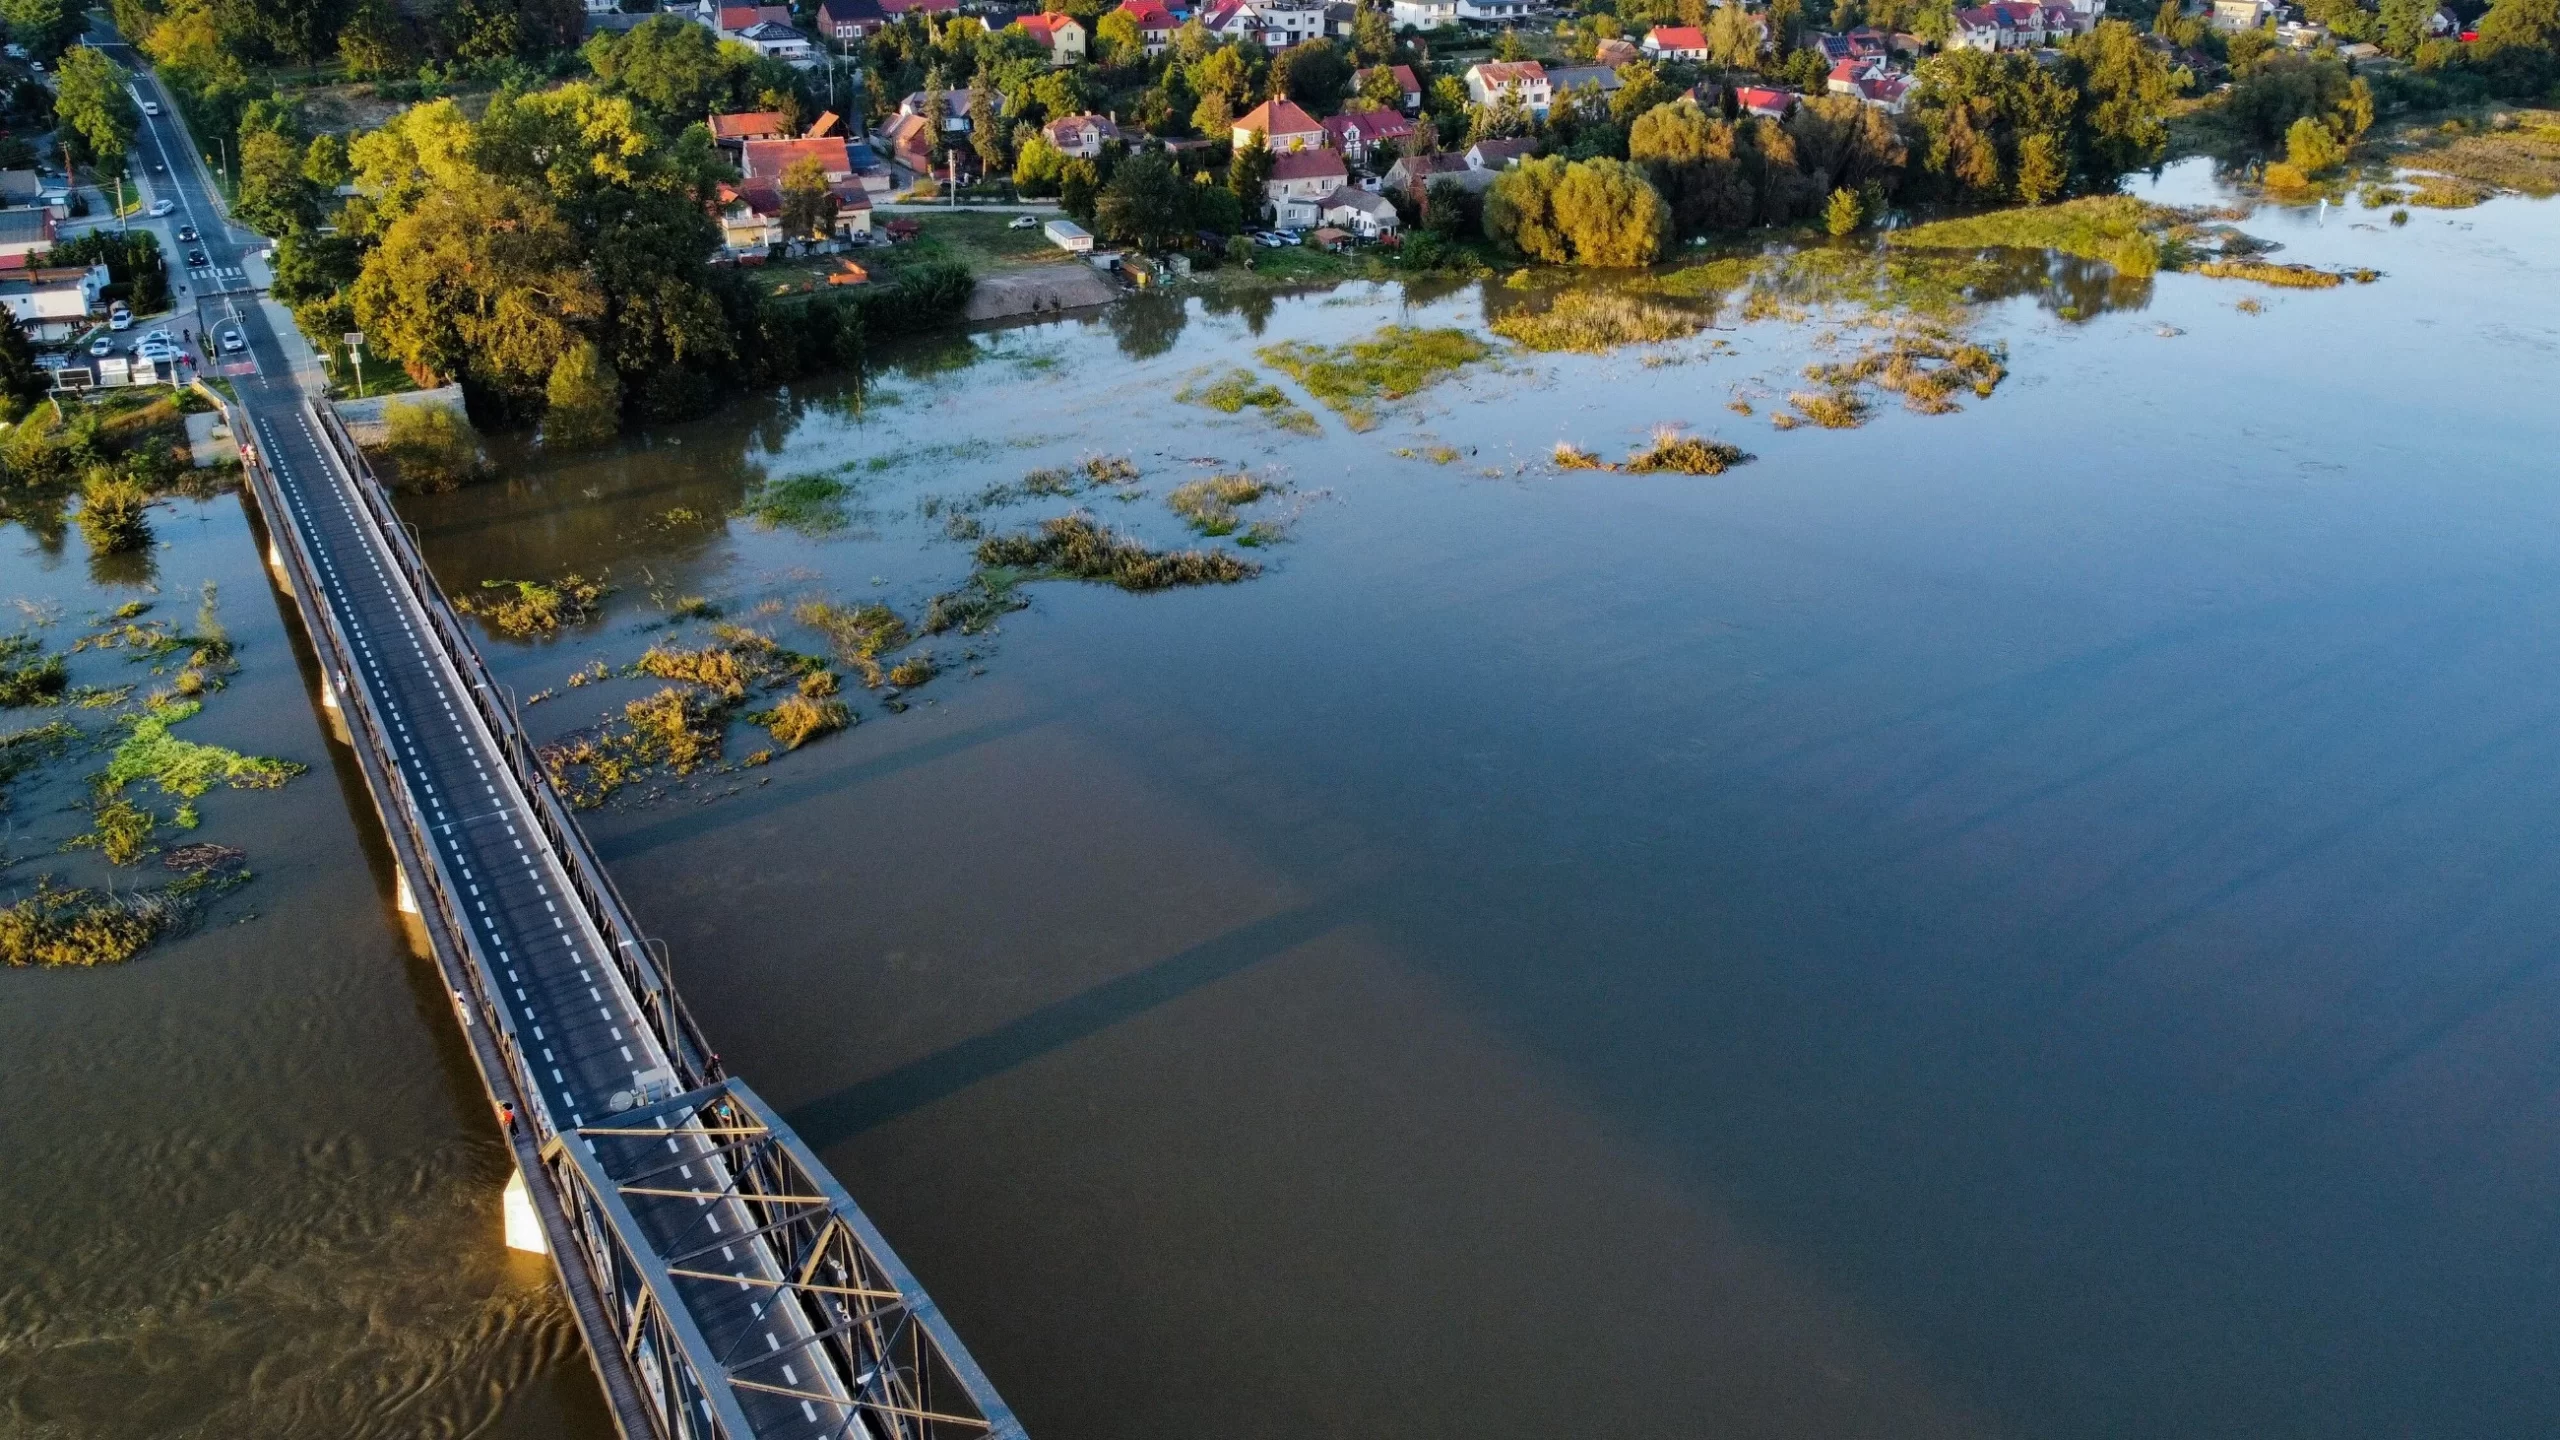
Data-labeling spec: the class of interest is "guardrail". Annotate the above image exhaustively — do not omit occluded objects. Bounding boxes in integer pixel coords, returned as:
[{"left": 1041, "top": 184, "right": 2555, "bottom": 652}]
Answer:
[{"left": 222, "top": 382, "right": 1024, "bottom": 1440}]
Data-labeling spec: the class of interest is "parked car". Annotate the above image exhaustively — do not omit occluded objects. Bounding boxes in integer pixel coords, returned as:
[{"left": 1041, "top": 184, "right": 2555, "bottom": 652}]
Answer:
[
  {"left": 175, "top": 225, "right": 197, "bottom": 242},
  {"left": 89, "top": 336, "right": 112, "bottom": 357},
  {"left": 136, "top": 340, "right": 176, "bottom": 363},
  {"left": 1007, "top": 214, "right": 1039, "bottom": 229},
  {"left": 108, "top": 307, "right": 131, "bottom": 331},
  {"left": 144, "top": 327, "right": 172, "bottom": 344},
  {"left": 148, "top": 198, "right": 175, "bottom": 217}
]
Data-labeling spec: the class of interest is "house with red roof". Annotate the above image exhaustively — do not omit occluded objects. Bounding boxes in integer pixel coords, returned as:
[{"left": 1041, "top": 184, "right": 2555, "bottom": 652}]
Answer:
[
  {"left": 1352, "top": 63, "right": 1424, "bottom": 111},
  {"left": 1465, "top": 61, "right": 1552, "bottom": 118},
  {"left": 1592, "top": 36, "right": 1641, "bottom": 66},
  {"left": 877, "top": 0, "right": 958, "bottom": 16},
  {"left": 1117, "top": 0, "right": 1178, "bottom": 51},
  {"left": 1321, "top": 107, "right": 1415, "bottom": 166},
  {"left": 717, "top": 141, "right": 875, "bottom": 255},
  {"left": 715, "top": 4, "right": 791, "bottom": 35},
  {"left": 1232, "top": 97, "right": 1327, "bottom": 153},
  {"left": 1642, "top": 25, "right": 1710, "bottom": 58},
  {"left": 1012, "top": 12, "right": 1087, "bottom": 63},
  {"left": 1825, "top": 57, "right": 1909, "bottom": 111},
  {"left": 709, "top": 111, "right": 789, "bottom": 150},
  {"left": 1732, "top": 85, "right": 1797, "bottom": 117},
  {"left": 1950, "top": 1, "right": 2048, "bottom": 48}
]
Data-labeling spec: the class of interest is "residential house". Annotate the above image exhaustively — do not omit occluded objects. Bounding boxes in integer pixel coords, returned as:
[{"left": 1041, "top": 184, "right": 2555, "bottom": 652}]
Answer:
[
  {"left": 1265, "top": 148, "right": 1348, "bottom": 225},
  {"left": 717, "top": 179, "right": 873, "bottom": 254},
  {"left": 815, "top": 0, "right": 889, "bottom": 41},
  {"left": 715, "top": 4, "right": 792, "bottom": 36},
  {"left": 1045, "top": 111, "right": 1121, "bottom": 159},
  {"left": 1643, "top": 24, "right": 1710, "bottom": 58},
  {"left": 0, "top": 262, "right": 104, "bottom": 342},
  {"left": 709, "top": 110, "right": 789, "bottom": 153},
  {"left": 1014, "top": 12, "right": 1086, "bottom": 63},
  {"left": 0, "top": 208, "right": 55, "bottom": 265},
  {"left": 808, "top": 110, "right": 845, "bottom": 137},
  {"left": 877, "top": 0, "right": 959, "bottom": 15},
  {"left": 1324, "top": 0, "right": 1359, "bottom": 37},
  {"left": 2208, "top": 0, "right": 2272, "bottom": 28},
  {"left": 1812, "top": 27, "right": 1890, "bottom": 62},
  {"left": 1592, "top": 36, "right": 1641, "bottom": 65},
  {"left": 1384, "top": 150, "right": 1493, "bottom": 199},
  {"left": 1950, "top": 1, "right": 2049, "bottom": 47},
  {"left": 1352, "top": 63, "right": 1424, "bottom": 111},
  {"left": 1465, "top": 136, "right": 1537, "bottom": 169},
  {"left": 1464, "top": 61, "right": 1551, "bottom": 118},
  {"left": 732, "top": 136, "right": 876, "bottom": 244},
  {"left": 1200, "top": 0, "right": 1324, "bottom": 47},
  {"left": 1321, "top": 106, "right": 1416, "bottom": 166},
  {"left": 1390, "top": 0, "right": 1458, "bottom": 27},
  {"left": 1233, "top": 97, "right": 1328, "bottom": 152},
  {"left": 1825, "top": 57, "right": 1909, "bottom": 111},
  {"left": 1457, "top": 0, "right": 1532, "bottom": 18},
  {"left": 1543, "top": 64, "right": 1624, "bottom": 99},
  {"left": 900, "top": 91, "right": 976, "bottom": 135},
  {"left": 1117, "top": 0, "right": 1179, "bottom": 52},
  {"left": 734, "top": 20, "right": 815, "bottom": 60},
  {"left": 882, "top": 112, "right": 937, "bottom": 174},
  {"left": 1732, "top": 84, "right": 1796, "bottom": 117},
  {"left": 1318, "top": 185, "right": 1399, "bottom": 239}
]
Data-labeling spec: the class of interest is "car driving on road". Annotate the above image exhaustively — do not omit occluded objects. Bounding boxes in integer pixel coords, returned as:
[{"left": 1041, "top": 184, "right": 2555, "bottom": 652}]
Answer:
[
  {"left": 218, "top": 330, "right": 245, "bottom": 354},
  {"left": 148, "top": 198, "right": 175, "bottom": 217},
  {"left": 185, "top": 249, "right": 207, "bottom": 266},
  {"left": 176, "top": 225, "right": 197, "bottom": 242}
]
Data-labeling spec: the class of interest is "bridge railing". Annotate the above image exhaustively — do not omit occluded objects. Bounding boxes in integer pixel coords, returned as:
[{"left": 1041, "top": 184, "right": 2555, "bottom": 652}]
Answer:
[{"left": 306, "top": 399, "right": 723, "bottom": 1087}]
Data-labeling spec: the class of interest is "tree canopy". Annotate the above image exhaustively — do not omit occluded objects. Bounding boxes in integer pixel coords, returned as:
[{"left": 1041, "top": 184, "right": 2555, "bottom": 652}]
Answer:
[{"left": 1485, "top": 155, "right": 1669, "bottom": 265}]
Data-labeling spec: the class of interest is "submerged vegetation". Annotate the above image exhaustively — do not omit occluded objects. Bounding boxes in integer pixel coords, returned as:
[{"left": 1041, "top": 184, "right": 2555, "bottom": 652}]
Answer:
[
  {"left": 1490, "top": 291, "right": 1711, "bottom": 354},
  {"left": 1888, "top": 196, "right": 2174, "bottom": 276},
  {"left": 737, "top": 470, "right": 859, "bottom": 536},
  {"left": 1176, "top": 369, "right": 1322, "bottom": 436},
  {"left": 1257, "top": 327, "right": 1493, "bottom": 431},
  {"left": 455, "top": 573, "right": 611, "bottom": 638},
  {"left": 1166, "top": 473, "right": 1285, "bottom": 539},
  {"left": 0, "top": 590, "right": 283, "bottom": 966},
  {"left": 976, "top": 515, "right": 1260, "bottom": 592},
  {"left": 2189, "top": 260, "right": 2376, "bottom": 288},
  {"left": 1555, "top": 430, "right": 1755, "bottom": 476}
]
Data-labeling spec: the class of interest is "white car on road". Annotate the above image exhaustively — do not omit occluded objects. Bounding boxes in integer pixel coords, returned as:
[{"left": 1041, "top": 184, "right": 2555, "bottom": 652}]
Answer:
[
  {"left": 148, "top": 199, "right": 175, "bottom": 217},
  {"left": 141, "top": 100, "right": 160, "bottom": 116}
]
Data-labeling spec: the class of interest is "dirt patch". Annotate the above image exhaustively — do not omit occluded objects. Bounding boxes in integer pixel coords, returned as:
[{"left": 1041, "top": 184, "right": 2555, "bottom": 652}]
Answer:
[
  {"left": 287, "top": 83, "right": 411, "bottom": 136},
  {"left": 965, "top": 266, "right": 1119, "bottom": 321}
]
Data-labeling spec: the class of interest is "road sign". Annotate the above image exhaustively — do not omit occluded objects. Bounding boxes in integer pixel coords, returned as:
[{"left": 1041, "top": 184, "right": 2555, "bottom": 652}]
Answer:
[{"left": 343, "top": 331, "right": 363, "bottom": 350}]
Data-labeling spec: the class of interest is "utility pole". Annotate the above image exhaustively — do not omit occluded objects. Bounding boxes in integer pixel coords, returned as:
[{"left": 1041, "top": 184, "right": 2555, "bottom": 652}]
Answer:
[{"left": 346, "top": 331, "right": 365, "bottom": 399}]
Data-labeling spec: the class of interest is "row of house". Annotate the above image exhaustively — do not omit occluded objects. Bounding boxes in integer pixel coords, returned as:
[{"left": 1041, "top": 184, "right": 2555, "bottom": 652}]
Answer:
[
  {"left": 709, "top": 112, "right": 903, "bottom": 254},
  {"left": 1948, "top": 0, "right": 2109, "bottom": 49},
  {"left": 0, "top": 172, "right": 104, "bottom": 345}
]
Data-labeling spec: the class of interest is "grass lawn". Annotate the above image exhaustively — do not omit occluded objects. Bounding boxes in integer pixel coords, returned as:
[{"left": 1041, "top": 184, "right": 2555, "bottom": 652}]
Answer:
[{"left": 84, "top": 387, "right": 191, "bottom": 453}]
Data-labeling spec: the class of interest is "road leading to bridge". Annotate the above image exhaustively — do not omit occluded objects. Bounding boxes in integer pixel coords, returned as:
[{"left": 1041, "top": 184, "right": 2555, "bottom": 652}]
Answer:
[{"left": 100, "top": 35, "right": 1025, "bottom": 1440}]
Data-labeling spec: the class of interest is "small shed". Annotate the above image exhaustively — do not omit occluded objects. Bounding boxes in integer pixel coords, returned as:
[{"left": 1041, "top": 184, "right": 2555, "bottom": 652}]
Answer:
[
  {"left": 1309, "top": 226, "right": 1353, "bottom": 253},
  {"left": 1045, "top": 219, "right": 1093, "bottom": 254}
]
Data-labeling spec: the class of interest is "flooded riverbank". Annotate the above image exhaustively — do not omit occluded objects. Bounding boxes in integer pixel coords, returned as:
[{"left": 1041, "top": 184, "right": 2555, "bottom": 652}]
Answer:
[{"left": 11, "top": 156, "right": 2560, "bottom": 1438}]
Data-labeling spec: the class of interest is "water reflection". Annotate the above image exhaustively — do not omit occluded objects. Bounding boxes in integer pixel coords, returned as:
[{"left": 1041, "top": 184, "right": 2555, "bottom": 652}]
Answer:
[{"left": 1107, "top": 290, "right": 1189, "bottom": 357}]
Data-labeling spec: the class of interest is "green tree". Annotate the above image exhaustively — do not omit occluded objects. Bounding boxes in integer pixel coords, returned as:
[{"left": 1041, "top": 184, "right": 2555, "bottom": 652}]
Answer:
[
  {"left": 77, "top": 466, "right": 151, "bottom": 555},
  {"left": 778, "top": 153, "right": 837, "bottom": 240},
  {"left": 1271, "top": 37, "right": 1349, "bottom": 110},
  {"left": 2065, "top": 20, "right": 2177, "bottom": 180},
  {"left": 238, "top": 127, "right": 322, "bottom": 235},
  {"left": 1013, "top": 132, "right": 1069, "bottom": 195},
  {"left": 1493, "top": 25, "right": 1528, "bottom": 59},
  {"left": 1228, "top": 129, "right": 1273, "bottom": 208},
  {"left": 0, "top": 313, "right": 44, "bottom": 408},
  {"left": 302, "top": 132, "right": 351, "bottom": 190},
  {"left": 1485, "top": 155, "right": 1667, "bottom": 265},
  {"left": 544, "top": 341, "right": 620, "bottom": 448},
  {"left": 2284, "top": 112, "right": 2346, "bottom": 170},
  {"left": 969, "top": 72, "right": 1005, "bottom": 176},
  {"left": 0, "top": 0, "right": 78, "bottom": 62},
  {"left": 1707, "top": 6, "right": 1767, "bottom": 67},
  {"left": 1095, "top": 8, "right": 1143, "bottom": 63},
  {"left": 340, "top": 0, "right": 407, "bottom": 78},
  {"left": 1629, "top": 101, "right": 1752, "bottom": 234},
  {"left": 1356, "top": 64, "right": 1403, "bottom": 109},
  {"left": 2476, "top": 0, "right": 2560, "bottom": 52},
  {"left": 584, "top": 16, "right": 746, "bottom": 121},
  {"left": 1095, "top": 148, "right": 1189, "bottom": 250},
  {"left": 1059, "top": 156, "right": 1100, "bottom": 221},
  {"left": 1609, "top": 61, "right": 1677, "bottom": 124},
  {"left": 52, "top": 48, "right": 136, "bottom": 170},
  {"left": 2014, "top": 129, "right": 2067, "bottom": 201},
  {"left": 1352, "top": 5, "right": 1393, "bottom": 63},
  {"left": 1824, "top": 185, "right": 1862, "bottom": 235}
]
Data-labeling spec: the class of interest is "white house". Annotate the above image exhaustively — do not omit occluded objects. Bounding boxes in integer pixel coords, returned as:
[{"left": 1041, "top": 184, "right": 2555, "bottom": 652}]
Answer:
[
  {"left": 1464, "top": 61, "right": 1551, "bottom": 119},
  {"left": 1456, "top": 0, "right": 1533, "bottom": 19},
  {"left": 0, "top": 262, "right": 104, "bottom": 342},
  {"left": 1200, "top": 0, "right": 1325, "bottom": 47},
  {"left": 1318, "top": 186, "right": 1399, "bottom": 239},
  {"left": 1642, "top": 24, "right": 1712, "bottom": 58},
  {"left": 1044, "top": 112, "right": 1121, "bottom": 159},
  {"left": 1265, "top": 148, "right": 1349, "bottom": 224},
  {"left": 1390, "top": 0, "right": 1459, "bottom": 27},
  {"left": 733, "top": 20, "right": 814, "bottom": 60},
  {"left": 1013, "top": 12, "right": 1086, "bottom": 63}
]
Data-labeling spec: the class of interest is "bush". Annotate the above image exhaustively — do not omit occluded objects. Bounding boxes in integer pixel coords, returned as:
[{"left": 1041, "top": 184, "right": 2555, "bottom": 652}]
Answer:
[
  {"left": 75, "top": 466, "right": 151, "bottom": 553},
  {"left": 543, "top": 340, "right": 621, "bottom": 448},
  {"left": 379, "top": 399, "right": 486, "bottom": 493},
  {"left": 1485, "top": 156, "right": 1668, "bottom": 266}
]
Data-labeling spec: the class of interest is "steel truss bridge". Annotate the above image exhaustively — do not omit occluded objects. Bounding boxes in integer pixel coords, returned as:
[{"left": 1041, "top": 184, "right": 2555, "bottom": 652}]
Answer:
[{"left": 218, "top": 382, "right": 1023, "bottom": 1440}]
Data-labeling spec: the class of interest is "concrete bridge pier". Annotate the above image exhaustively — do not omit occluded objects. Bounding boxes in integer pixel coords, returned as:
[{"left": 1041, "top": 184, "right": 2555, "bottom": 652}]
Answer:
[{"left": 503, "top": 1169, "right": 549, "bottom": 1254}]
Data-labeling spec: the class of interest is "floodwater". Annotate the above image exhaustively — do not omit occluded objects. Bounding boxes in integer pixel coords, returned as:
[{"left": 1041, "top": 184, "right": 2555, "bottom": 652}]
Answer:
[{"left": 10, "top": 158, "right": 2560, "bottom": 1439}]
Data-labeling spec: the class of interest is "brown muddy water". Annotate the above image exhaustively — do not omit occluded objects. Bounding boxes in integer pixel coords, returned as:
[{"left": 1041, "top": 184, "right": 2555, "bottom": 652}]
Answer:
[{"left": 9, "top": 160, "right": 2560, "bottom": 1440}]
